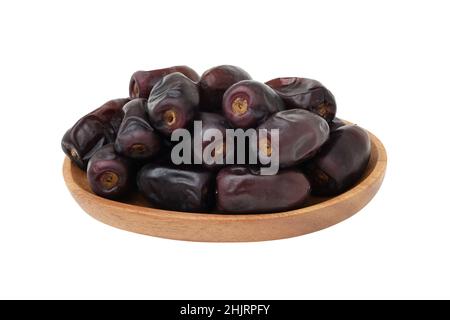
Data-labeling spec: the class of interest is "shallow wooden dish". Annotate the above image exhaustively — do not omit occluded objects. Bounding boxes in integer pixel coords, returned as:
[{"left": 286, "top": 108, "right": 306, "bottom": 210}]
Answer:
[{"left": 63, "top": 126, "right": 387, "bottom": 242}]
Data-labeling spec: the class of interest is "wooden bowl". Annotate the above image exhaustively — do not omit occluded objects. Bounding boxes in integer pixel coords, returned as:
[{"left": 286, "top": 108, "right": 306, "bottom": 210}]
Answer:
[{"left": 63, "top": 126, "right": 387, "bottom": 242}]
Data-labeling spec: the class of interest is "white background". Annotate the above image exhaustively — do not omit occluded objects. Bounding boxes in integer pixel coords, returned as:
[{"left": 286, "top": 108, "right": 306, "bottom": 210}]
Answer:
[{"left": 0, "top": 0, "right": 449, "bottom": 299}]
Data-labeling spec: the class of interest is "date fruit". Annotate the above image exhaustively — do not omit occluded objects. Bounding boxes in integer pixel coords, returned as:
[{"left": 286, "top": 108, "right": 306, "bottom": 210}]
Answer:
[
  {"left": 137, "top": 164, "right": 214, "bottom": 212},
  {"left": 193, "top": 112, "right": 231, "bottom": 169},
  {"left": 87, "top": 144, "right": 133, "bottom": 199},
  {"left": 304, "top": 124, "right": 371, "bottom": 196},
  {"left": 147, "top": 72, "right": 200, "bottom": 136},
  {"left": 199, "top": 65, "right": 252, "bottom": 112},
  {"left": 62, "top": 64, "right": 374, "bottom": 215},
  {"left": 62, "top": 98, "right": 129, "bottom": 169},
  {"left": 222, "top": 80, "right": 285, "bottom": 128},
  {"left": 129, "top": 65, "right": 199, "bottom": 99},
  {"left": 114, "top": 98, "right": 161, "bottom": 159},
  {"left": 265, "top": 77, "right": 336, "bottom": 122},
  {"left": 216, "top": 166, "right": 310, "bottom": 213},
  {"left": 254, "top": 109, "right": 329, "bottom": 168}
]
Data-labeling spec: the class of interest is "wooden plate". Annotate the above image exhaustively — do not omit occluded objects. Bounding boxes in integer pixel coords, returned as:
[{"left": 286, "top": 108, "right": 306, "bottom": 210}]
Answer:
[{"left": 63, "top": 127, "right": 387, "bottom": 242}]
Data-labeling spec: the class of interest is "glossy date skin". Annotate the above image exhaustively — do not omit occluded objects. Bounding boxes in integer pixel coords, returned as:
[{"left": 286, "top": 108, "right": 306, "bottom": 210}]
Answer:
[
  {"left": 147, "top": 72, "right": 200, "bottom": 136},
  {"left": 265, "top": 77, "right": 336, "bottom": 122},
  {"left": 193, "top": 112, "right": 231, "bottom": 169},
  {"left": 199, "top": 65, "right": 252, "bottom": 112},
  {"left": 222, "top": 80, "right": 285, "bottom": 128},
  {"left": 253, "top": 109, "right": 330, "bottom": 168},
  {"left": 304, "top": 124, "right": 371, "bottom": 196},
  {"left": 87, "top": 144, "right": 133, "bottom": 199},
  {"left": 129, "top": 65, "right": 199, "bottom": 99},
  {"left": 61, "top": 98, "right": 129, "bottom": 169},
  {"left": 114, "top": 99, "right": 161, "bottom": 160},
  {"left": 216, "top": 166, "right": 310, "bottom": 213},
  {"left": 137, "top": 164, "right": 214, "bottom": 212}
]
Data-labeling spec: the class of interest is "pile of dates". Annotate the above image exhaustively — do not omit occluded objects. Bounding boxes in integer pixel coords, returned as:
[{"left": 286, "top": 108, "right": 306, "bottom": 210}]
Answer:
[{"left": 62, "top": 65, "right": 371, "bottom": 213}]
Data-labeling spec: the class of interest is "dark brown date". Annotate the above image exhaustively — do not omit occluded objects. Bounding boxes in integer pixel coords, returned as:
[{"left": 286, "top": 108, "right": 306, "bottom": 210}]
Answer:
[
  {"left": 265, "top": 77, "right": 336, "bottom": 122},
  {"left": 61, "top": 98, "right": 129, "bottom": 169},
  {"left": 137, "top": 164, "right": 214, "bottom": 212},
  {"left": 199, "top": 65, "right": 251, "bottom": 112},
  {"left": 253, "top": 109, "right": 329, "bottom": 168},
  {"left": 216, "top": 166, "right": 310, "bottom": 213},
  {"left": 114, "top": 99, "right": 161, "bottom": 160},
  {"left": 87, "top": 144, "right": 133, "bottom": 199},
  {"left": 147, "top": 72, "right": 200, "bottom": 136},
  {"left": 193, "top": 112, "right": 231, "bottom": 169},
  {"left": 222, "top": 80, "right": 285, "bottom": 128},
  {"left": 129, "top": 65, "right": 199, "bottom": 99},
  {"left": 304, "top": 124, "right": 371, "bottom": 196}
]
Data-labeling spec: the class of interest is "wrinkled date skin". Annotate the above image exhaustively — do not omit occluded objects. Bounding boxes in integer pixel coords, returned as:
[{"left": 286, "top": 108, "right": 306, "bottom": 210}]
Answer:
[
  {"left": 222, "top": 80, "right": 285, "bottom": 128},
  {"left": 61, "top": 98, "right": 129, "bottom": 169},
  {"left": 266, "top": 77, "right": 336, "bottom": 122},
  {"left": 304, "top": 124, "right": 371, "bottom": 196},
  {"left": 199, "top": 65, "right": 252, "bottom": 112},
  {"left": 147, "top": 72, "right": 200, "bottom": 136},
  {"left": 193, "top": 112, "right": 231, "bottom": 169},
  {"left": 129, "top": 65, "right": 199, "bottom": 99},
  {"left": 87, "top": 144, "right": 133, "bottom": 199},
  {"left": 216, "top": 166, "right": 311, "bottom": 213},
  {"left": 114, "top": 99, "right": 161, "bottom": 160},
  {"left": 254, "top": 109, "right": 330, "bottom": 168},
  {"left": 137, "top": 164, "right": 214, "bottom": 212}
]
